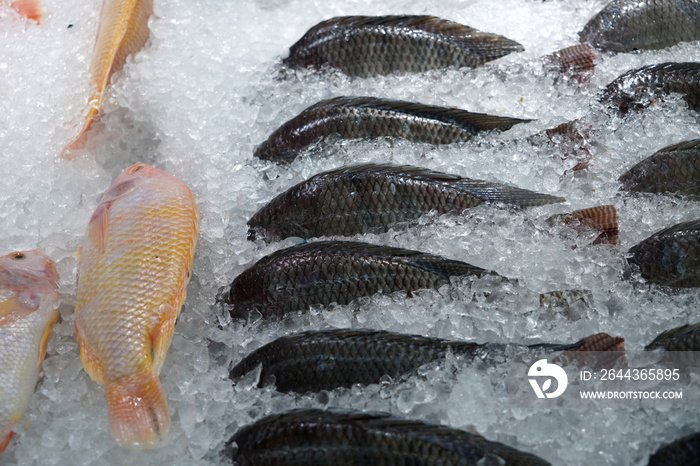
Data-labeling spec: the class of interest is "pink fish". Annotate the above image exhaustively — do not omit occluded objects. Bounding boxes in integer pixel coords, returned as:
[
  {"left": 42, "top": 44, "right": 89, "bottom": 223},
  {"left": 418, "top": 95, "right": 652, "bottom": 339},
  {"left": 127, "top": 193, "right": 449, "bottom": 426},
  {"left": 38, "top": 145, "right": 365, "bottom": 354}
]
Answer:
[{"left": 2, "top": 0, "right": 42, "bottom": 23}]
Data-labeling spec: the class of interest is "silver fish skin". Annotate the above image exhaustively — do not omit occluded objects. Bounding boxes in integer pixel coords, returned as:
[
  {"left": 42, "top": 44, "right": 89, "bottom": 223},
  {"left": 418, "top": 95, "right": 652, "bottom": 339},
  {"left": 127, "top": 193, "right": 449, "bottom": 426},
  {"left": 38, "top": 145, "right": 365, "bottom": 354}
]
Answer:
[
  {"left": 601, "top": 62, "right": 700, "bottom": 114},
  {"left": 619, "top": 139, "right": 700, "bottom": 195},
  {"left": 647, "top": 431, "right": 700, "bottom": 466},
  {"left": 580, "top": 0, "right": 700, "bottom": 53},
  {"left": 627, "top": 218, "right": 700, "bottom": 287},
  {"left": 283, "top": 15, "right": 524, "bottom": 77},
  {"left": 645, "top": 322, "right": 700, "bottom": 351},
  {"left": 222, "top": 241, "right": 494, "bottom": 320},
  {"left": 229, "top": 328, "right": 625, "bottom": 394},
  {"left": 247, "top": 163, "right": 564, "bottom": 242},
  {"left": 225, "top": 408, "right": 552, "bottom": 466},
  {"left": 254, "top": 96, "right": 531, "bottom": 164}
]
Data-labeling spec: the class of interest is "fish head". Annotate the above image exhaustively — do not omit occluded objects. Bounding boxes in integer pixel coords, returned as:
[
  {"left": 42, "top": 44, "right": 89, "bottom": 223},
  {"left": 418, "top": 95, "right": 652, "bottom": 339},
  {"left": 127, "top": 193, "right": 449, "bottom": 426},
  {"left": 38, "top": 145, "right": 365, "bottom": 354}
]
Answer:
[
  {"left": 100, "top": 163, "right": 162, "bottom": 203},
  {"left": 0, "top": 249, "right": 59, "bottom": 293},
  {"left": 227, "top": 270, "right": 266, "bottom": 320}
]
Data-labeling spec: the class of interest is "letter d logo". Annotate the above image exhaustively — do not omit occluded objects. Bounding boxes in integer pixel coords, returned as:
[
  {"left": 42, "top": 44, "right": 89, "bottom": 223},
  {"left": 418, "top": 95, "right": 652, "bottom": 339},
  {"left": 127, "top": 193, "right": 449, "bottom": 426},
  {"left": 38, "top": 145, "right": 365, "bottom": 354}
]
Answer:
[{"left": 528, "top": 359, "right": 568, "bottom": 399}]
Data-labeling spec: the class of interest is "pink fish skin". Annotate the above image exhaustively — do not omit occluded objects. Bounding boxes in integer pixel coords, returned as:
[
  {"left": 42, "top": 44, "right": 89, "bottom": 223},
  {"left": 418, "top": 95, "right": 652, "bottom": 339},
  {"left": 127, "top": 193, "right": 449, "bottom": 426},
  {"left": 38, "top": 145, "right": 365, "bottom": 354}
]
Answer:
[
  {"left": 0, "top": 249, "right": 60, "bottom": 457},
  {"left": 74, "top": 163, "right": 199, "bottom": 449},
  {"left": 2, "top": 0, "right": 42, "bottom": 23}
]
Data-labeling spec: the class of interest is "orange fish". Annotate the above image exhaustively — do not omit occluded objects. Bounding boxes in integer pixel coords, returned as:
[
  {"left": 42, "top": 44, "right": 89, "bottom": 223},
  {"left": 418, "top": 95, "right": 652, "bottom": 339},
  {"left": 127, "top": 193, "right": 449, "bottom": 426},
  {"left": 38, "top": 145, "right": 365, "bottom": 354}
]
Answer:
[
  {"left": 61, "top": 0, "right": 153, "bottom": 159},
  {"left": 0, "top": 249, "right": 60, "bottom": 456},
  {"left": 2, "top": 0, "right": 42, "bottom": 23},
  {"left": 74, "top": 163, "right": 199, "bottom": 449}
]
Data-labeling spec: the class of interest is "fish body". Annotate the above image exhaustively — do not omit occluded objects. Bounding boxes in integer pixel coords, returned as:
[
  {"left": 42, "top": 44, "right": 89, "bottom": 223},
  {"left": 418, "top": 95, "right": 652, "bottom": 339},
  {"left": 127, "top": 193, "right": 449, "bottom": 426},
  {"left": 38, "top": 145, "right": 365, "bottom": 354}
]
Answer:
[
  {"left": 645, "top": 322, "right": 700, "bottom": 351},
  {"left": 619, "top": 139, "right": 700, "bottom": 195},
  {"left": 225, "top": 408, "right": 551, "bottom": 465},
  {"left": 0, "top": 250, "right": 59, "bottom": 456},
  {"left": 647, "top": 431, "right": 700, "bottom": 465},
  {"left": 247, "top": 163, "right": 564, "bottom": 242},
  {"left": 283, "top": 15, "right": 524, "bottom": 78},
  {"left": 628, "top": 218, "right": 700, "bottom": 287},
  {"left": 74, "top": 163, "right": 199, "bottom": 449},
  {"left": 579, "top": 0, "right": 700, "bottom": 53},
  {"left": 254, "top": 96, "right": 531, "bottom": 164},
  {"left": 61, "top": 0, "right": 153, "bottom": 158},
  {"left": 601, "top": 62, "right": 700, "bottom": 113},
  {"left": 229, "top": 328, "right": 624, "bottom": 394},
  {"left": 223, "top": 240, "right": 492, "bottom": 320}
]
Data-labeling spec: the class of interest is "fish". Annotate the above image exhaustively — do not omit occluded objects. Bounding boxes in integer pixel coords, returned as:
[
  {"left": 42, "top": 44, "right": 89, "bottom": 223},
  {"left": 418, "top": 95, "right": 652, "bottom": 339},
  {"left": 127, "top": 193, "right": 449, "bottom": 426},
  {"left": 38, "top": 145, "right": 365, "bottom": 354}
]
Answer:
[
  {"left": 283, "top": 15, "right": 524, "bottom": 78},
  {"left": 229, "top": 328, "right": 625, "bottom": 394},
  {"left": 254, "top": 96, "right": 532, "bottom": 164},
  {"left": 619, "top": 139, "right": 700, "bottom": 196},
  {"left": 2, "top": 0, "right": 42, "bottom": 23},
  {"left": 221, "top": 240, "right": 494, "bottom": 320},
  {"left": 627, "top": 218, "right": 700, "bottom": 287},
  {"left": 600, "top": 62, "right": 700, "bottom": 114},
  {"left": 546, "top": 205, "right": 619, "bottom": 245},
  {"left": 225, "top": 408, "right": 551, "bottom": 465},
  {"left": 247, "top": 163, "right": 565, "bottom": 242},
  {"left": 61, "top": 0, "right": 153, "bottom": 159},
  {"left": 645, "top": 322, "right": 700, "bottom": 351},
  {"left": 74, "top": 163, "right": 199, "bottom": 449},
  {"left": 0, "top": 249, "right": 59, "bottom": 456},
  {"left": 647, "top": 431, "right": 700, "bottom": 466},
  {"left": 542, "top": 43, "right": 597, "bottom": 81},
  {"left": 579, "top": 0, "right": 700, "bottom": 53}
]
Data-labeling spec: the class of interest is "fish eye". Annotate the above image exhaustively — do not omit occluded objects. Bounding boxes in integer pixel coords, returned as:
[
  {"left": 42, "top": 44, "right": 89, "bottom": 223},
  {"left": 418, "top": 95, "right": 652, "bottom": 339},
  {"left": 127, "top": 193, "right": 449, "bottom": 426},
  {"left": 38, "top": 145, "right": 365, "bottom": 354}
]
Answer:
[{"left": 12, "top": 252, "right": 26, "bottom": 260}]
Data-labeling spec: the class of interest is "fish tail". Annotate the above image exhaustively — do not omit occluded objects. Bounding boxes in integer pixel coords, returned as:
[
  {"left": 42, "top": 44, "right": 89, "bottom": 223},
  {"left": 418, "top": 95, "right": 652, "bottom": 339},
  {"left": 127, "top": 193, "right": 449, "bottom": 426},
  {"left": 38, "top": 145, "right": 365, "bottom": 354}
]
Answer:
[
  {"left": 0, "top": 430, "right": 14, "bottom": 455},
  {"left": 105, "top": 371, "right": 170, "bottom": 450},
  {"left": 9, "top": 0, "right": 42, "bottom": 23}
]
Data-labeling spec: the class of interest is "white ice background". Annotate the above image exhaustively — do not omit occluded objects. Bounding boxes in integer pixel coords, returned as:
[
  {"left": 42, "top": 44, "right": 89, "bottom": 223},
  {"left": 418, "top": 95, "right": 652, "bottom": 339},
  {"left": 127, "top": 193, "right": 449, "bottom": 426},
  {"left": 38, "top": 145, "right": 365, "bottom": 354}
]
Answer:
[{"left": 1, "top": 0, "right": 700, "bottom": 464}]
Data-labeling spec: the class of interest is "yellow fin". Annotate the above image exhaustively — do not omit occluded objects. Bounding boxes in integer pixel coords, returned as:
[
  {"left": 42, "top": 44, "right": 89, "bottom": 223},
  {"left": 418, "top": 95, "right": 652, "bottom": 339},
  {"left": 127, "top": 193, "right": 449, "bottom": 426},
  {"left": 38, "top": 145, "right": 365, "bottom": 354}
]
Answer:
[
  {"left": 36, "top": 312, "right": 58, "bottom": 372},
  {"left": 87, "top": 202, "right": 109, "bottom": 255},
  {"left": 0, "top": 296, "right": 21, "bottom": 322},
  {"left": 151, "top": 305, "right": 178, "bottom": 375},
  {"left": 76, "top": 328, "right": 105, "bottom": 385},
  {"left": 0, "top": 296, "right": 36, "bottom": 326}
]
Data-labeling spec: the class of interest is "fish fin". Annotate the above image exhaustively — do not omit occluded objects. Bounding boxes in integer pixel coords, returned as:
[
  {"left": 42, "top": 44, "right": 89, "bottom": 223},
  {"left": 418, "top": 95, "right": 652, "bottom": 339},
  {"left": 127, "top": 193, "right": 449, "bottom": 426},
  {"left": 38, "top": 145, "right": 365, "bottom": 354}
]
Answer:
[
  {"left": 60, "top": 106, "right": 100, "bottom": 160},
  {"left": 76, "top": 325, "right": 105, "bottom": 385},
  {"left": 9, "top": 0, "right": 42, "bottom": 23},
  {"left": 150, "top": 306, "right": 179, "bottom": 375},
  {"left": 87, "top": 202, "right": 110, "bottom": 255},
  {"left": 0, "top": 430, "right": 14, "bottom": 455},
  {"left": 548, "top": 205, "right": 619, "bottom": 245},
  {"left": 36, "top": 312, "right": 58, "bottom": 372},
  {"left": 105, "top": 371, "right": 169, "bottom": 449},
  {"left": 0, "top": 296, "right": 37, "bottom": 326}
]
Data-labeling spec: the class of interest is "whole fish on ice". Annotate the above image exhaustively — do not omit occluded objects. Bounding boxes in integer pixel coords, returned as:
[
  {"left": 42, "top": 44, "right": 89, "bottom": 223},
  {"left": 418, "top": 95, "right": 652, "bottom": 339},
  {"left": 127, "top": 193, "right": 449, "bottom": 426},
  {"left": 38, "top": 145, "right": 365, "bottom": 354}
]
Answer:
[
  {"left": 254, "top": 96, "right": 531, "bottom": 164},
  {"left": 0, "top": 250, "right": 59, "bottom": 456},
  {"left": 229, "top": 328, "right": 624, "bottom": 393},
  {"left": 283, "top": 15, "right": 524, "bottom": 77},
  {"left": 224, "top": 408, "right": 552, "bottom": 465},
  {"left": 247, "top": 163, "right": 564, "bottom": 242},
  {"left": 74, "top": 163, "right": 199, "bottom": 449}
]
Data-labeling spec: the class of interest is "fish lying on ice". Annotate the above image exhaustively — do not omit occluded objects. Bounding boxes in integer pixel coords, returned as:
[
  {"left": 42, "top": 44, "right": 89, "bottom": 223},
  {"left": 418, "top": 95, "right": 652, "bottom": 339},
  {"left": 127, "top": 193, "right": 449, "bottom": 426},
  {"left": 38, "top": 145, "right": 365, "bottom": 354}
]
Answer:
[
  {"left": 627, "top": 218, "right": 700, "bottom": 287},
  {"left": 283, "top": 15, "right": 524, "bottom": 78},
  {"left": 2, "top": 0, "right": 42, "bottom": 23},
  {"left": 619, "top": 139, "right": 700, "bottom": 196},
  {"left": 254, "top": 96, "right": 532, "bottom": 164},
  {"left": 645, "top": 322, "right": 700, "bottom": 351},
  {"left": 61, "top": 0, "right": 153, "bottom": 158},
  {"left": 74, "top": 163, "right": 199, "bottom": 449},
  {"left": 220, "top": 240, "right": 495, "bottom": 320},
  {"left": 247, "top": 163, "right": 565, "bottom": 242},
  {"left": 229, "top": 328, "right": 625, "bottom": 394},
  {"left": 546, "top": 205, "right": 619, "bottom": 246},
  {"left": 647, "top": 431, "right": 700, "bottom": 466},
  {"left": 579, "top": 0, "right": 700, "bottom": 53},
  {"left": 600, "top": 62, "right": 700, "bottom": 114},
  {"left": 0, "top": 250, "right": 59, "bottom": 456},
  {"left": 224, "top": 408, "right": 552, "bottom": 465}
]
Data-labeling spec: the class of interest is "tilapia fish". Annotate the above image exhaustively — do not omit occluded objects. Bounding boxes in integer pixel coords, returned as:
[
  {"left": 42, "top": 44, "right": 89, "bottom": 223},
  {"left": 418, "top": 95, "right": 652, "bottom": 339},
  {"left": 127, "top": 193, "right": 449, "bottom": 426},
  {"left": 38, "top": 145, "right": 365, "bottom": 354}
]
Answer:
[
  {"left": 646, "top": 322, "right": 700, "bottom": 351},
  {"left": 627, "top": 218, "right": 700, "bottom": 287},
  {"left": 221, "top": 240, "right": 493, "bottom": 320},
  {"left": 647, "top": 431, "right": 700, "bottom": 466},
  {"left": 601, "top": 62, "right": 700, "bottom": 114},
  {"left": 580, "top": 0, "right": 700, "bottom": 53},
  {"left": 254, "top": 96, "right": 531, "bottom": 164},
  {"left": 247, "top": 163, "right": 564, "bottom": 242},
  {"left": 619, "top": 139, "right": 700, "bottom": 195},
  {"left": 283, "top": 15, "right": 524, "bottom": 77},
  {"left": 0, "top": 250, "right": 59, "bottom": 456},
  {"left": 229, "top": 328, "right": 625, "bottom": 394},
  {"left": 74, "top": 163, "right": 199, "bottom": 449},
  {"left": 225, "top": 408, "right": 551, "bottom": 465},
  {"left": 61, "top": 0, "right": 153, "bottom": 158}
]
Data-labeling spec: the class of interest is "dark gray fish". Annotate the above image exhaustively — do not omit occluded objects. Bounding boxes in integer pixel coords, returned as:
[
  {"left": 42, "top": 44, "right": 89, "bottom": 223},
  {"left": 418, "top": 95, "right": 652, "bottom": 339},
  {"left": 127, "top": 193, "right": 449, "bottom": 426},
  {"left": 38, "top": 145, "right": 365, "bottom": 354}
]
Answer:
[
  {"left": 546, "top": 205, "right": 619, "bottom": 245},
  {"left": 619, "top": 139, "right": 700, "bottom": 195},
  {"left": 647, "top": 431, "right": 700, "bottom": 466},
  {"left": 543, "top": 44, "right": 597, "bottom": 81},
  {"left": 247, "top": 163, "right": 565, "bottom": 242},
  {"left": 224, "top": 408, "right": 552, "bottom": 465},
  {"left": 254, "top": 96, "right": 531, "bottom": 164},
  {"left": 646, "top": 322, "right": 700, "bottom": 351},
  {"left": 601, "top": 62, "right": 700, "bottom": 114},
  {"left": 221, "top": 240, "right": 493, "bottom": 320},
  {"left": 580, "top": 0, "right": 700, "bottom": 53},
  {"left": 283, "top": 15, "right": 525, "bottom": 77},
  {"left": 628, "top": 218, "right": 700, "bottom": 287},
  {"left": 229, "top": 328, "right": 625, "bottom": 393}
]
